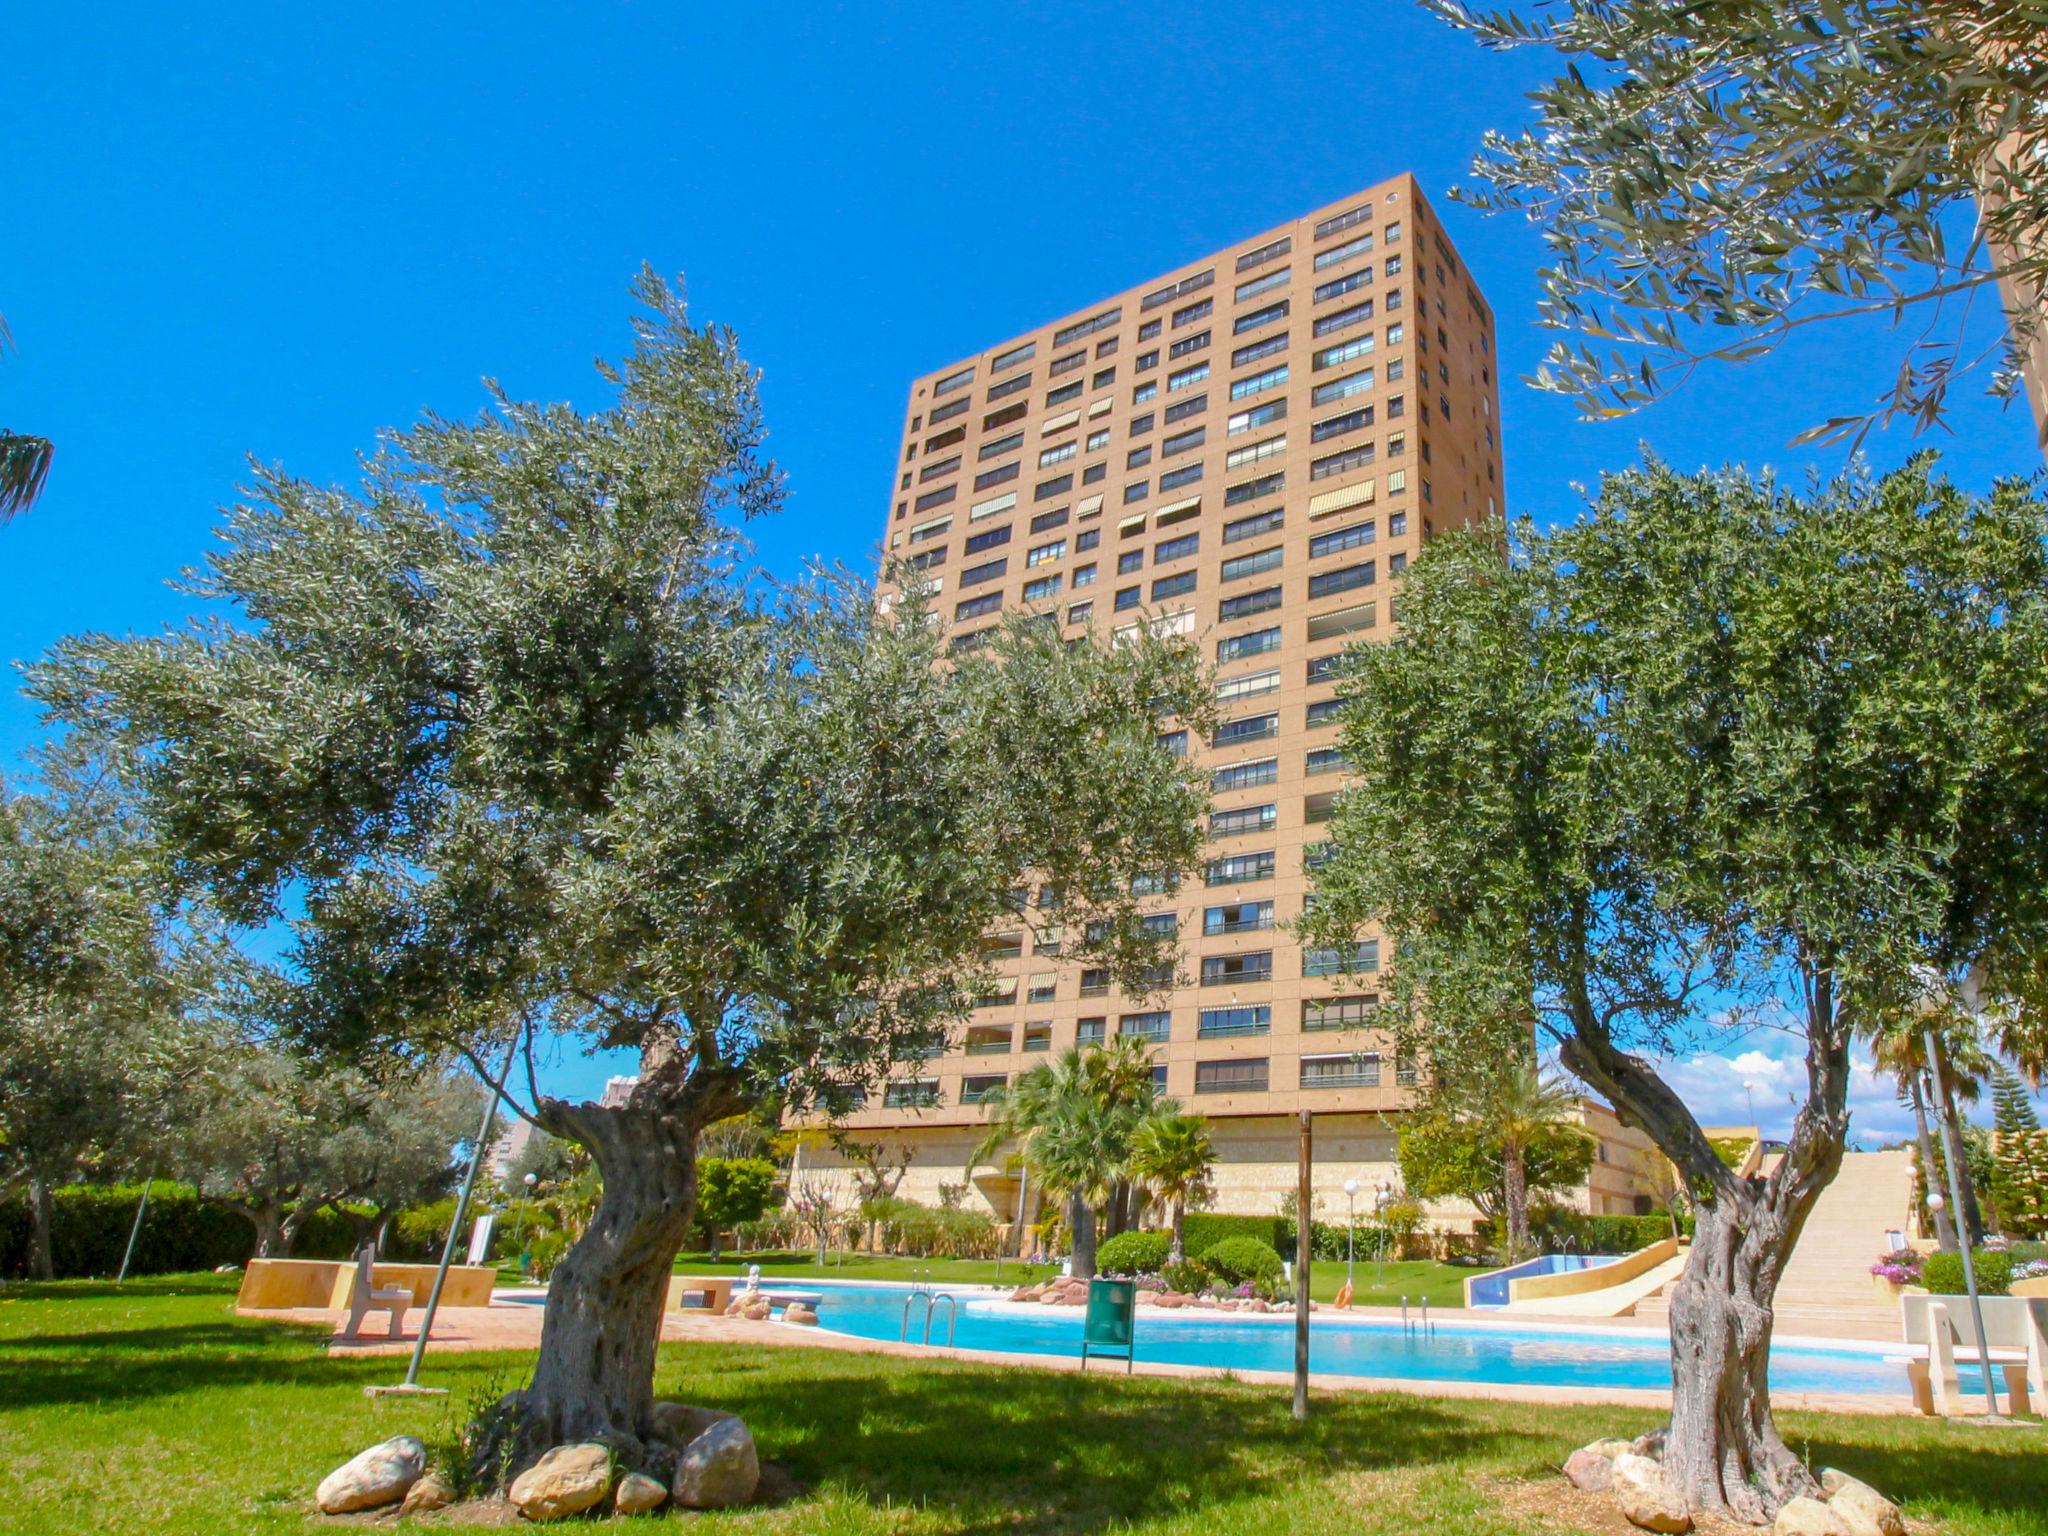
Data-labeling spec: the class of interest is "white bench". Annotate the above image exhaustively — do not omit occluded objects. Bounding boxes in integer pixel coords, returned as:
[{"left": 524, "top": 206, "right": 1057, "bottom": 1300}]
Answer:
[
  {"left": 1899, "top": 1293, "right": 2045, "bottom": 1416},
  {"left": 340, "top": 1248, "right": 414, "bottom": 1341}
]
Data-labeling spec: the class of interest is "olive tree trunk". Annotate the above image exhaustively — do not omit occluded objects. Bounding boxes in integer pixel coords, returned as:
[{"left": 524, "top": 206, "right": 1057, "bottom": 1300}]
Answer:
[
  {"left": 475, "top": 1095, "right": 699, "bottom": 1483},
  {"left": 27, "top": 1177, "right": 55, "bottom": 1280}
]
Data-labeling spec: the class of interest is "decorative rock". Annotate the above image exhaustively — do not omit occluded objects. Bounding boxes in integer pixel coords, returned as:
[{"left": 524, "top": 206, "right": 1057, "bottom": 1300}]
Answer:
[
  {"left": 508, "top": 1443, "right": 614, "bottom": 1522},
  {"left": 317, "top": 1435, "right": 426, "bottom": 1515},
  {"left": 615, "top": 1472, "right": 668, "bottom": 1515},
  {"left": 1009, "top": 1285, "right": 1040, "bottom": 1302},
  {"left": 672, "top": 1417, "right": 759, "bottom": 1509},
  {"left": 1038, "top": 1289, "right": 1064, "bottom": 1305},
  {"left": 1587, "top": 1439, "right": 1636, "bottom": 1460},
  {"left": 1564, "top": 1448, "right": 1614, "bottom": 1492},
  {"left": 783, "top": 1301, "right": 819, "bottom": 1326},
  {"left": 723, "top": 1297, "right": 749, "bottom": 1317},
  {"left": 1154, "top": 1292, "right": 1186, "bottom": 1308},
  {"left": 740, "top": 1297, "right": 772, "bottom": 1321},
  {"left": 1631, "top": 1428, "right": 1669, "bottom": 1461},
  {"left": 1611, "top": 1452, "right": 1692, "bottom": 1534},
  {"left": 1772, "top": 1496, "right": 1849, "bottom": 1536},
  {"left": 650, "top": 1402, "right": 735, "bottom": 1445},
  {"left": 399, "top": 1469, "right": 455, "bottom": 1515},
  {"left": 1820, "top": 1471, "right": 1905, "bottom": 1536}
]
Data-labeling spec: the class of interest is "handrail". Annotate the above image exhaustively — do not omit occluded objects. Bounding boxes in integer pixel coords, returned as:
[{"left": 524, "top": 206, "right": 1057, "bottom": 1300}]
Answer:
[{"left": 925, "top": 1293, "right": 959, "bottom": 1347}]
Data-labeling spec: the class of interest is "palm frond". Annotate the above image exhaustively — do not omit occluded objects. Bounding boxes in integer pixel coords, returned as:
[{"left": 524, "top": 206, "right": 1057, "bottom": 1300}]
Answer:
[{"left": 0, "top": 432, "right": 54, "bottom": 518}]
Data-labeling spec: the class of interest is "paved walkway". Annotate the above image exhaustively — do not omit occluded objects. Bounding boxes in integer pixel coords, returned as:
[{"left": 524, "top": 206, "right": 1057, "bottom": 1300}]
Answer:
[{"left": 239, "top": 1293, "right": 1914, "bottom": 1418}]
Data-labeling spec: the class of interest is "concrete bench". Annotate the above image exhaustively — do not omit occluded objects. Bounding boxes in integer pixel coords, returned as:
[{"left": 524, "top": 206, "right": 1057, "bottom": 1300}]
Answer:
[
  {"left": 1899, "top": 1293, "right": 2047, "bottom": 1416},
  {"left": 667, "top": 1275, "right": 741, "bottom": 1312},
  {"left": 341, "top": 1249, "right": 413, "bottom": 1341}
]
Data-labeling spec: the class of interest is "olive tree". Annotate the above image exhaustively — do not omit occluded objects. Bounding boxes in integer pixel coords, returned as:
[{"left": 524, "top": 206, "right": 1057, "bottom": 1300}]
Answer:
[
  {"left": 32, "top": 272, "right": 1210, "bottom": 1477},
  {"left": 1428, "top": 1, "right": 2048, "bottom": 450},
  {"left": 1305, "top": 455, "right": 2048, "bottom": 1520}
]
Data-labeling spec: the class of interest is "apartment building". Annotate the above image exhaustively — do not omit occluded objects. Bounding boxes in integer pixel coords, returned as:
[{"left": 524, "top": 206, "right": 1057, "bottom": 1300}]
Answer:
[{"left": 796, "top": 175, "right": 1648, "bottom": 1230}]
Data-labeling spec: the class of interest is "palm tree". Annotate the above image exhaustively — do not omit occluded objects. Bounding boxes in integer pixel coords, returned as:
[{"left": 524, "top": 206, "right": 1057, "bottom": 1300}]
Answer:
[
  {"left": 1, "top": 315, "right": 53, "bottom": 519},
  {"left": 1866, "top": 993, "right": 1994, "bottom": 1247},
  {"left": 971, "top": 1035, "right": 1160, "bottom": 1278},
  {"left": 1461, "top": 1058, "right": 1580, "bottom": 1260},
  {"left": 1128, "top": 1108, "right": 1214, "bottom": 1265}
]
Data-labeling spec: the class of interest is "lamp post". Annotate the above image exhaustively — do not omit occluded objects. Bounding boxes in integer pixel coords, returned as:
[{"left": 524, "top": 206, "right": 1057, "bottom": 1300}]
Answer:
[
  {"left": 1342, "top": 1178, "right": 1359, "bottom": 1287},
  {"left": 1924, "top": 1031, "right": 2001, "bottom": 1420},
  {"left": 1373, "top": 1183, "right": 1389, "bottom": 1287},
  {"left": 519, "top": 1170, "right": 538, "bottom": 1278}
]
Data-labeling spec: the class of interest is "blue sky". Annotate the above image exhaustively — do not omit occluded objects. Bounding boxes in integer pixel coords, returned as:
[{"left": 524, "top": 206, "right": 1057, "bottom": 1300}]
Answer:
[{"left": 4, "top": 4, "right": 2042, "bottom": 1136}]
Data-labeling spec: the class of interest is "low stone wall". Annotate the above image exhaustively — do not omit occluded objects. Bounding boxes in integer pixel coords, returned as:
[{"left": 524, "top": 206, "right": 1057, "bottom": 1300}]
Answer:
[{"left": 236, "top": 1258, "right": 497, "bottom": 1310}]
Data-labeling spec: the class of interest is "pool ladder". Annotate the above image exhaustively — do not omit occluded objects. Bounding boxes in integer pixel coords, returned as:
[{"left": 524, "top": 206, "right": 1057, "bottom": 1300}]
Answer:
[
  {"left": 1400, "top": 1296, "right": 1435, "bottom": 1338},
  {"left": 900, "top": 1284, "right": 959, "bottom": 1346}
]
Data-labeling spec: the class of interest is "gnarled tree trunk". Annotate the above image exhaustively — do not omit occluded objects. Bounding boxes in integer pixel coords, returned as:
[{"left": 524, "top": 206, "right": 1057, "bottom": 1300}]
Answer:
[{"left": 478, "top": 1092, "right": 700, "bottom": 1483}]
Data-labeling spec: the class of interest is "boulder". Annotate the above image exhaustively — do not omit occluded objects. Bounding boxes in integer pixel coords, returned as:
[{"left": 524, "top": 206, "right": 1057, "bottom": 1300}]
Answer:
[
  {"left": 783, "top": 1301, "right": 820, "bottom": 1326},
  {"left": 1154, "top": 1292, "right": 1186, "bottom": 1308},
  {"left": 316, "top": 1435, "right": 426, "bottom": 1515},
  {"left": 723, "top": 1297, "right": 749, "bottom": 1317},
  {"left": 399, "top": 1469, "right": 455, "bottom": 1515},
  {"left": 1631, "top": 1427, "right": 1669, "bottom": 1461},
  {"left": 650, "top": 1402, "right": 736, "bottom": 1445},
  {"left": 1586, "top": 1438, "right": 1636, "bottom": 1460},
  {"left": 1038, "top": 1289, "right": 1064, "bottom": 1305},
  {"left": 1563, "top": 1448, "right": 1614, "bottom": 1493},
  {"left": 1820, "top": 1471, "right": 1905, "bottom": 1536},
  {"left": 1009, "top": 1285, "right": 1041, "bottom": 1302},
  {"left": 1772, "top": 1496, "right": 1848, "bottom": 1536},
  {"left": 508, "top": 1443, "right": 614, "bottom": 1522},
  {"left": 740, "top": 1297, "right": 772, "bottom": 1321},
  {"left": 672, "top": 1417, "right": 760, "bottom": 1509},
  {"left": 1610, "top": 1452, "right": 1692, "bottom": 1534},
  {"left": 615, "top": 1471, "right": 668, "bottom": 1515}
]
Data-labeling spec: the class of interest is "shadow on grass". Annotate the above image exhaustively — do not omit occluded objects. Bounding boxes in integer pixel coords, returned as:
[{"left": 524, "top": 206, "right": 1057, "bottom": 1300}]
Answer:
[
  {"left": 656, "top": 1343, "right": 1549, "bottom": 1536},
  {"left": 1784, "top": 1420, "right": 2048, "bottom": 1526}
]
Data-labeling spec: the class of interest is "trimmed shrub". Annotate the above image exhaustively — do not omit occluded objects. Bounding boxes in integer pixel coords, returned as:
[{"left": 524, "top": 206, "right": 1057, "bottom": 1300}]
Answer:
[
  {"left": 1096, "top": 1230, "right": 1170, "bottom": 1276},
  {"left": 1197, "top": 1235, "right": 1284, "bottom": 1287},
  {"left": 1180, "top": 1212, "right": 1286, "bottom": 1256},
  {"left": 1922, "top": 1247, "right": 2015, "bottom": 1297}
]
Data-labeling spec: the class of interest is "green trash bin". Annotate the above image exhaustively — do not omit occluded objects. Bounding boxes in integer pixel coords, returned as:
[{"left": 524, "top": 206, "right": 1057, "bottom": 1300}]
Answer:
[{"left": 1081, "top": 1276, "right": 1136, "bottom": 1373}]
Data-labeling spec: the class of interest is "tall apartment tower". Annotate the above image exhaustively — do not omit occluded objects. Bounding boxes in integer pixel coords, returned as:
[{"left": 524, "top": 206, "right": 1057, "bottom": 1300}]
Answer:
[{"left": 800, "top": 174, "right": 1521, "bottom": 1225}]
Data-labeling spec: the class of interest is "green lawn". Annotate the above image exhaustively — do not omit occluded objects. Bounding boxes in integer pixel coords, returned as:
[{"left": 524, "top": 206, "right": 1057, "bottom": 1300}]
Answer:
[
  {"left": 669, "top": 1250, "right": 1488, "bottom": 1307},
  {"left": 2, "top": 1274, "right": 2042, "bottom": 1535}
]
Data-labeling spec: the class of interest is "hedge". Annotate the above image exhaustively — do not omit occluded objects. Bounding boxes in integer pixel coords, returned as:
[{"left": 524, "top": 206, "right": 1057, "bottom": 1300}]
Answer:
[
  {"left": 1197, "top": 1235, "right": 1284, "bottom": 1286},
  {"left": 1095, "top": 1230, "right": 1170, "bottom": 1276},
  {"left": 1922, "top": 1248, "right": 2015, "bottom": 1297},
  {"left": 1179, "top": 1213, "right": 1287, "bottom": 1256},
  {"left": 0, "top": 1184, "right": 367, "bottom": 1281}
]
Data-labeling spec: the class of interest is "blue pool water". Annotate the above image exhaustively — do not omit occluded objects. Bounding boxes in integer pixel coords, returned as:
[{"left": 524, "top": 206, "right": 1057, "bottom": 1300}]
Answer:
[{"left": 786, "top": 1282, "right": 1899, "bottom": 1397}]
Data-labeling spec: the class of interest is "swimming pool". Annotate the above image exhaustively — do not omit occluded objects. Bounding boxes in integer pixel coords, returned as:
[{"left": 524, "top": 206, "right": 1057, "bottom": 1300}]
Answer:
[{"left": 786, "top": 1281, "right": 1900, "bottom": 1397}]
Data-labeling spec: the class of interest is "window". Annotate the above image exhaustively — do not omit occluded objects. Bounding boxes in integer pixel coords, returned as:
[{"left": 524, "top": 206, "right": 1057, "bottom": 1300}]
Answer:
[
  {"left": 1159, "top": 463, "right": 1203, "bottom": 492},
  {"left": 1201, "top": 951, "right": 1273, "bottom": 985},
  {"left": 1218, "top": 586, "right": 1283, "bottom": 623},
  {"left": 1390, "top": 510, "right": 1408, "bottom": 536},
  {"left": 1306, "top": 745, "right": 1350, "bottom": 775},
  {"left": 1390, "top": 551, "right": 1408, "bottom": 575},
  {"left": 1165, "top": 358, "right": 1209, "bottom": 393},
  {"left": 1233, "top": 300, "right": 1288, "bottom": 334},
  {"left": 1164, "top": 393, "right": 1207, "bottom": 425},
  {"left": 1312, "top": 369, "right": 1375, "bottom": 406},
  {"left": 1310, "top": 521, "right": 1374, "bottom": 558},
  {"left": 931, "top": 396, "right": 970, "bottom": 423},
  {"left": 1236, "top": 234, "right": 1292, "bottom": 271},
  {"left": 1132, "top": 382, "right": 1158, "bottom": 407},
  {"left": 992, "top": 340, "right": 1036, "bottom": 372},
  {"left": 1307, "top": 653, "right": 1345, "bottom": 684},
  {"left": 974, "top": 978, "right": 1016, "bottom": 1007},
  {"left": 1035, "top": 473, "right": 1073, "bottom": 501},
  {"left": 972, "top": 490, "right": 1018, "bottom": 522},
  {"left": 1172, "top": 297, "right": 1214, "bottom": 328},
  {"left": 1092, "top": 367, "right": 1115, "bottom": 388},
  {"left": 1304, "top": 939, "right": 1379, "bottom": 976},
  {"left": 1225, "top": 434, "right": 1286, "bottom": 470},
  {"left": 1206, "top": 849, "right": 1275, "bottom": 885},
  {"left": 1027, "top": 538, "right": 1067, "bottom": 567},
  {"left": 1228, "top": 400, "right": 1286, "bottom": 436},
  {"left": 1023, "top": 1022, "right": 1052, "bottom": 1053},
  {"left": 1230, "top": 363, "right": 1289, "bottom": 400},
  {"left": 1211, "top": 757, "right": 1278, "bottom": 792},
  {"left": 1076, "top": 527, "right": 1101, "bottom": 551},
  {"left": 1124, "top": 480, "right": 1150, "bottom": 504},
  {"left": 1086, "top": 428, "right": 1110, "bottom": 452},
  {"left": 1119, "top": 1011, "right": 1171, "bottom": 1043},
  {"left": 1050, "top": 350, "right": 1086, "bottom": 377},
  {"left": 1217, "top": 626, "right": 1282, "bottom": 662},
  {"left": 1307, "top": 603, "right": 1375, "bottom": 641},
  {"left": 1314, "top": 270, "right": 1372, "bottom": 304},
  {"left": 884, "top": 1078, "right": 942, "bottom": 1107},
  {"left": 1313, "top": 335, "right": 1375, "bottom": 371},
  {"left": 1114, "top": 584, "right": 1141, "bottom": 611},
  {"left": 1230, "top": 333, "right": 1289, "bottom": 368},
  {"left": 1315, "top": 202, "right": 1372, "bottom": 241},
  {"left": 1234, "top": 267, "right": 1291, "bottom": 304},
  {"left": 1196, "top": 1058, "right": 1269, "bottom": 1094},
  {"left": 1155, "top": 532, "right": 1199, "bottom": 563},
  {"left": 1141, "top": 269, "right": 1214, "bottom": 311},
  {"left": 1157, "top": 728, "right": 1188, "bottom": 756},
  {"left": 1023, "top": 574, "right": 1061, "bottom": 602},
  {"left": 1074, "top": 1019, "right": 1105, "bottom": 1048},
  {"left": 1309, "top": 562, "right": 1374, "bottom": 599},
  {"left": 1039, "top": 441, "right": 1077, "bottom": 469},
  {"left": 1118, "top": 549, "right": 1144, "bottom": 575},
  {"left": 1066, "top": 600, "right": 1093, "bottom": 624},
  {"left": 903, "top": 546, "right": 945, "bottom": 572},
  {"left": 1224, "top": 471, "right": 1284, "bottom": 506},
  {"left": 1126, "top": 445, "right": 1153, "bottom": 471},
  {"left": 914, "top": 485, "right": 958, "bottom": 513},
  {"left": 1136, "top": 348, "right": 1159, "bottom": 371},
  {"left": 1303, "top": 995, "right": 1380, "bottom": 1032},
  {"left": 1198, "top": 1003, "right": 1271, "bottom": 1037},
  {"left": 1314, "top": 232, "right": 1374, "bottom": 271},
  {"left": 1311, "top": 444, "right": 1375, "bottom": 481},
  {"left": 978, "top": 433, "right": 1025, "bottom": 463},
  {"left": 1216, "top": 668, "right": 1280, "bottom": 704},
  {"left": 983, "top": 404, "right": 1028, "bottom": 436},
  {"left": 974, "top": 462, "right": 1020, "bottom": 492},
  {"left": 924, "top": 426, "right": 965, "bottom": 453},
  {"left": 1209, "top": 803, "right": 1277, "bottom": 838},
  {"left": 1046, "top": 381, "right": 1083, "bottom": 408},
  {"left": 934, "top": 365, "right": 975, "bottom": 396},
  {"left": 954, "top": 592, "right": 1002, "bottom": 622},
  {"left": 1054, "top": 305, "right": 1121, "bottom": 347},
  {"left": 1223, "top": 507, "right": 1284, "bottom": 543},
  {"left": 963, "top": 524, "right": 1009, "bottom": 555},
  {"left": 1213, "top": 711, "right": 1279, "bottom": 745},
  {"left": 1151, "top": 571, "right": 1196, "bottom": 601},
  {"left": 1162, "top": 426, "right": 1205, "bottom": 457},
  {"left": 1313, "top": 300, "right": 1374, "bottom": 338},
  {"left": 1030, "top": 507, "right": 1070, "bottom": 534},
  {"left": 1300, "top": 1053, "right": 1379, "bottom": 1089},
  {"left": 1027, "top": 971, "right": 1058, "bottom": 1003},
  {"left": 960, "top": 557, "right": 1007, "bottom": 587},
  {"left": 1304, "top": 788, "right": 1340, "bottom": 823},
  {"left": 1306, "top": 697, "right": 1345, "bottom": 728},
  {"left": 1220, "top": 545, "right": 1283, "bottom": 582},
  {"left": 1080, "top": 968, "right": 1111, "bottom": 997},
  {"left": 961, "top": 1073, "right": 1008, "bottom": 1104},
  {"left": 911, "top": 513, "right": 954, "bottom": 544},
  {"left": 987, "top": 372, "right": 1032, "bottom": 402},
  {"left": 1168, "top": 330, "right": 1211, "bottom": 359},
  {"left": 1204, "top": 900, "right": 1275, "bottom": 936},
  {"left": 1072, "top": 562, "right": 1097, "bottom": 587}
]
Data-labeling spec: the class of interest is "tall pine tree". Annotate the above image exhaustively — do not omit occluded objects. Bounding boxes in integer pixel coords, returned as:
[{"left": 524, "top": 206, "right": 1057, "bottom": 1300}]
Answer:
[{"left": 1993, "top": 1064, "right": 2042, "bottom": 1139}]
